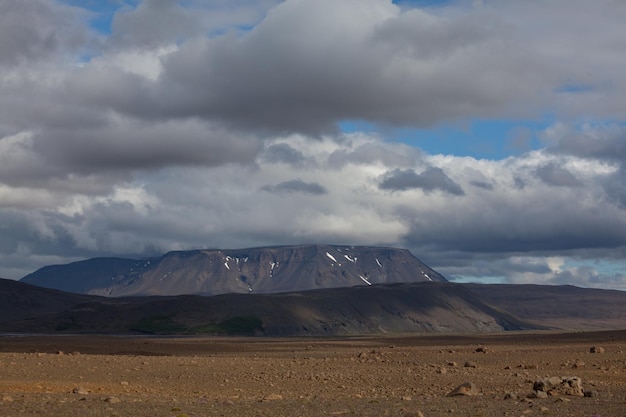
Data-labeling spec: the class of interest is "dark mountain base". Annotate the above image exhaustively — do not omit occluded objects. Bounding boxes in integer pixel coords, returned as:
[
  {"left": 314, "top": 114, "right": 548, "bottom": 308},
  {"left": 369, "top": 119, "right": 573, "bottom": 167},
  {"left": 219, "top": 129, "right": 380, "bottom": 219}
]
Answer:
[{"left": 2, "top": 278, "right": 626, "bottom": 336}]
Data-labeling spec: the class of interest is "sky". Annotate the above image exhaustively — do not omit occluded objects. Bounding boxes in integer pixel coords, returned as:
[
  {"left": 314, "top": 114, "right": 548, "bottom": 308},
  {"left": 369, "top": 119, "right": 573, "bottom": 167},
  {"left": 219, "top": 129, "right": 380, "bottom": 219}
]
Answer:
[{"left": 1, "top": 0, "right": 626, "bottom": 290}]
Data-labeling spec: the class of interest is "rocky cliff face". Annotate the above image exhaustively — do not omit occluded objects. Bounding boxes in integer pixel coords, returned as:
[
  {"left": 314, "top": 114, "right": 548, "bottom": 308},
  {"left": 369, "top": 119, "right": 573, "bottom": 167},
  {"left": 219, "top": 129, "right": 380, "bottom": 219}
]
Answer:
[{"left": 20, "top": 245, "right": 446, "bottom": 297}]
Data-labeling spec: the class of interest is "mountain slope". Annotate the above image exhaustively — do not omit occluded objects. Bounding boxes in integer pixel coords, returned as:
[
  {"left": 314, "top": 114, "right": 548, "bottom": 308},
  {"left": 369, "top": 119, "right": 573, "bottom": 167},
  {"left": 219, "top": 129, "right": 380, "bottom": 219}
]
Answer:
[
  {"left": 2, "top": 281, "right": 533, "bottom": 335},
  {"left": 20, "top": 245, "right": 446, "bottom": 297},
  {"left": 0, "top": 278, "right": 95, "bottom": 323},
  {"left": 4, "top": 279, "right": 626, "bottom": 336},
  {"left": 465, "top": 283, "right": 626, "bottom": 330}
]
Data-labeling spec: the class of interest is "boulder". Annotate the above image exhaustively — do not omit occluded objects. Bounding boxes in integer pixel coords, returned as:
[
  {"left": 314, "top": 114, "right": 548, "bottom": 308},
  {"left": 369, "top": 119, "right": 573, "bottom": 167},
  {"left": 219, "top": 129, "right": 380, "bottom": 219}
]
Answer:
[
  {"left": 447, "top": 382, "right": 479, "bottom": 397},
  {"left": 532, "top": 376, "right": 584, "bottom": 397}
]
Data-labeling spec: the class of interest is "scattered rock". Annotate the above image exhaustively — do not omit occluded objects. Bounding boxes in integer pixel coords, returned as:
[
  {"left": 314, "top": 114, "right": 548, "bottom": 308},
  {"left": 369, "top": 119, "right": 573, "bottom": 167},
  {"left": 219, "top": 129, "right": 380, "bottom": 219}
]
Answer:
[
  {"left": 533, "top": 376, "right": 584, "bottom": 397},
  {"left": 72, "top": 386, "right": 89, "bottom": 395},
  {"left": 503, "top": 392, "right": 517, "bottom": 400},
  {"left": 403, "top": 411, "right": 425, "bottom": 417},
  {"left": 590, "top": 346, "right": 605, "bottom": 354},
  {"left": 446, "top": 382, "right": 479, "bottom": 397},
  {"left": 528, "top": 390, "right": 548, "bottom": 399},
  {"left": 572, "top": 360, "right": 585, "bottom": 369},
  {"left": 436, "top": 366, "right": 447, "bottom": 374},
  {"left": 104, "top": 396, "right": 121, "bottom": 403},
  {"left": 263, "top": 393, "right": 283, "bottom": 401},
  {"left": 475, "top": 347, "right": 488, "bottom": 353},
  {"left": 584, "top": 390, "right": 599, "bottom": 398},
  {"left": 464, "top": 361, "right": 477, "bottom": 368},
  {"left": 1, "top": 395, "right": 14, "bottom": 403},
  {"left": 447, "top": 361, "right": 457, "bottom": 367}
]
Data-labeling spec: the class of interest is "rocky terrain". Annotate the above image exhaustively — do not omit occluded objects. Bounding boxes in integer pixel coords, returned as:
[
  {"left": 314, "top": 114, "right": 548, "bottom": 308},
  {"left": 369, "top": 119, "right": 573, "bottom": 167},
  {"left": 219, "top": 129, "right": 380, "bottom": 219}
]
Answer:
[
  {"left": 1, "top": 332, "right": 625, "bottom": 417},
  {"left": 20, "top": 245, "right": 446, "bottom": 297}
]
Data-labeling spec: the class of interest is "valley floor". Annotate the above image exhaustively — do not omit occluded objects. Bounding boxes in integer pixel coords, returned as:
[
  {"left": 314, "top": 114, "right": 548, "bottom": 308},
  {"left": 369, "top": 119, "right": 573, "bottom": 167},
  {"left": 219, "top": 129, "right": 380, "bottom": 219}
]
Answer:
[{"left": 1, "top": 331, "right": 625, "bottom": 417}]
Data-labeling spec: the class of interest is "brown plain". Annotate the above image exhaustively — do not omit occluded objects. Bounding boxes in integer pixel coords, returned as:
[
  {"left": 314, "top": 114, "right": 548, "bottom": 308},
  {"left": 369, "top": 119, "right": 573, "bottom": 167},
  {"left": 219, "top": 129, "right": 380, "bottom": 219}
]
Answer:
[{"left": 1, "top": 331, "right": 625, "bottom": 417}]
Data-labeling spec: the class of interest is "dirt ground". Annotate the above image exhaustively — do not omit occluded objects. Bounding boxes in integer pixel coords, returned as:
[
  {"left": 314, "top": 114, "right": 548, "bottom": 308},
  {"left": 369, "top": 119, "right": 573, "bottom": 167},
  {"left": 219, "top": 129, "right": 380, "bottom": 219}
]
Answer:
[{"left": 1, "top": 331, "right": 625, "bottom": 417}]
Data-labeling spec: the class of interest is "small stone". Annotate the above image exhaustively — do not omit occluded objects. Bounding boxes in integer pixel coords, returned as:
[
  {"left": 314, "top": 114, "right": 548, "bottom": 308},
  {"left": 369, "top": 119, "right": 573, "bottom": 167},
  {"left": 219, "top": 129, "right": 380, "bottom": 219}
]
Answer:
[
  {"left": 503, "top": 392, "right": 517, "bottom": 400},
  {"left": 401, "top": 395, "right": 412, "bottom": 401},
  {"left": 72, "top": 387, "right": 89, "bottom": 395},
  {"left": 120, "top": 381, "right": 129, "bottom": 386},
  {"left": 403, "top": 412, "right": 425, "bottom": 417},
  {"left": 584, "top": 390, "right": 599, "bottom": 398},
  {"left": 590, "top": 346, "right": 605, "bottom": 354},
  {"left": 263, "top": 393, "right": 283, "bottom": 401},
  {"left": 475, "top": 347, "right": 488, "bottom": 353},
  {"left": 446, "top": 382, "right": 479, "bottom": 397},
  {"left": 464, "top": 361, "right": 477, "bottom": 368},
  {"left": 447, "top": 361, "right": 457, "bottom": 367},
  {"left": 528, "top": 390, "right": 548, "bottom": 399},
  {"left": 104, "top": 396, "right": 121, "bottom": 403},
  {"left": 436, "top": 367, "right": 447, "bottom": 374},
  {"left": 2, "top": 396, "right": 14, "bottom": 403}
]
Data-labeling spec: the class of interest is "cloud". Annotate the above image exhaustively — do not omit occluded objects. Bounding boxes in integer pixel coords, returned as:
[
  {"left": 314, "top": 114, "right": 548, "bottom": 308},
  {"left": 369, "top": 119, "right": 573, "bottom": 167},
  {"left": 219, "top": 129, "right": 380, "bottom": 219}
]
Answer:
[
  {"left": 261, "top": 179, "right": 328, "bottom": 195},
  {"left": 1, "top": 0, "right": 626, "bottom": 293},
  {"left": 379, "top": 167, "right": 464, "bottom": 195},
  {"left": 535, "top": 162, "right": 581, "bottom": 187},
  {"left": 0, "top": 0, "right": 88, "bottom": 67},
  {"left": 109, "top": 0, "right": 203, "bottom": 48},
  {"left": 546, "top": 123, "right": 626, "bottom": 162},
  {"left": 260, "top": 143, "right": 313, "bottom": 167}
]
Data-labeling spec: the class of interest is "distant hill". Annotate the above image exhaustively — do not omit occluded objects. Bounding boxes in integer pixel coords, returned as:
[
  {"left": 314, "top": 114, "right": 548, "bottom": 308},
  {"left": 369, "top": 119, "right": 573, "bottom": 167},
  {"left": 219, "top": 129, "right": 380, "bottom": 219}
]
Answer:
[
  {"left": 0, "top": 278, "right": 95, "bottom": 323},
  {"left": 3, "top": 279, "right": 626, "bottom": 336},
  {"left": 1, "top": 279, "right": 530, "bottom": 335},
  {"left": 20, "top": 245, "right": 446, "bottom": 297},
  {"left": 465, "top": 283, "right": 626, "bottom": 330}
]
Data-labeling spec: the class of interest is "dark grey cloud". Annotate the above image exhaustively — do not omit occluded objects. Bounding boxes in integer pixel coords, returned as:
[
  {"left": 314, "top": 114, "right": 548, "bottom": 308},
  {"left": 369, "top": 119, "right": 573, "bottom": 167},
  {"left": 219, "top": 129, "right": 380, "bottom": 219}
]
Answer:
[
  {"left": 0, "top": 119, "right": 262, "bottom": 190},
  {"left": 535, "top": 162, "right": 581, "bottom": 187},
  {"left": 109, "top": 0, "right": 202, "bottom": 48},
  {"left": 601, "top": 166, "right": 626, "bottom": 209},
  {"left": 96, "top": 0, "right": 553, "bottom": 134},
  {"left": 328, "top": 141, "right": 421, "bottom": 169},
  {"left": 548, "top": 125, "right": 626, "bottom": 162},
  {"left": 0, "top": 0, "right": 88, "bottom": 66},
  {"left": 260, "top": 179, "right": 327, "bottom": 195},
  {"left": 260, "top": 143, "right": 312, "bottom": 167},
  {"left": 379, "top": 167, "right": 464, "bottom": 195},
  {"left": 470, "top": 180, "right": 494, "bottom": 190}
]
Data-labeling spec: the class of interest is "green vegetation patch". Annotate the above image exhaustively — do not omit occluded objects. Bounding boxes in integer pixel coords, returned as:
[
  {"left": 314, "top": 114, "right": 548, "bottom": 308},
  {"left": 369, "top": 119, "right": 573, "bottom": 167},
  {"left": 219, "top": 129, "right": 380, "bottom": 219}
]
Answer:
[
  {"left": 131, "top": 315, "right": 263, "bottom": 335},
  {"left": 131, "top": 315, "right": 188, "bottom": 334},
  {"left": 192, "top": 316, "right": 264, "bottom": 335}
]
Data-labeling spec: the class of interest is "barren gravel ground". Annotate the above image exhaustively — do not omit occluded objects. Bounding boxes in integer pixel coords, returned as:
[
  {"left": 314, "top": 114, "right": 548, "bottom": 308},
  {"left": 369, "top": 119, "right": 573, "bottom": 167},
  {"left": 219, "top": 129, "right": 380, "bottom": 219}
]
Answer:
[{"left": 1, "top": 332, "right": 625, "bottom": 417}]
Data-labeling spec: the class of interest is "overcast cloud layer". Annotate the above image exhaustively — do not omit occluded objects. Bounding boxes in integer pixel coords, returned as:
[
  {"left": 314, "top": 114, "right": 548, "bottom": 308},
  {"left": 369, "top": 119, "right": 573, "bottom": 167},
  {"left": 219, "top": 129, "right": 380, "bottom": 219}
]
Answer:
[{"left": 1, "top": 0, "right": 626, "bottom": 289}]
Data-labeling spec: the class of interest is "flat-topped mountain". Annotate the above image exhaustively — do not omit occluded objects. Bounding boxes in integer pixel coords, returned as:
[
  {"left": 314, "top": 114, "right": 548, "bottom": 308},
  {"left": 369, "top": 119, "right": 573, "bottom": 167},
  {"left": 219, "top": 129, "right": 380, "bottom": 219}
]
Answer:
[{"left": 20, "top": 245, "right": 446, "bottom": 297}]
